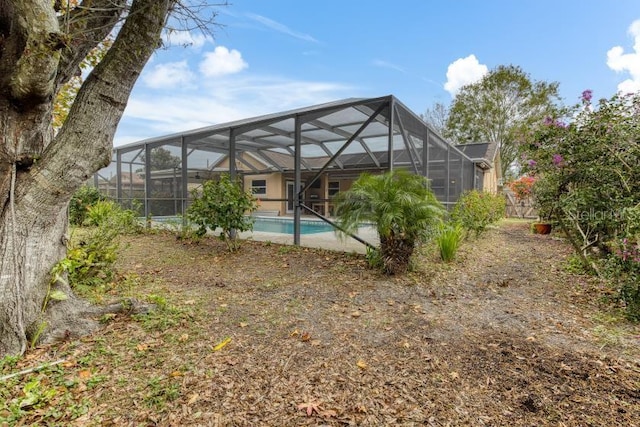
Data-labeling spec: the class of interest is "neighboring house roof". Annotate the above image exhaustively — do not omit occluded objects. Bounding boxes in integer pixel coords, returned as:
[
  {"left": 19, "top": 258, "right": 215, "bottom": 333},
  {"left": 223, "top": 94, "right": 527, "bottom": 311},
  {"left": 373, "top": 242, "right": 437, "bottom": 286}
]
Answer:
[
  {"left": 455, "top": 142, "right": 499, "bottom": 170},
  {"left": 112, "top": 172, "right": 144, "bottom": 185}
]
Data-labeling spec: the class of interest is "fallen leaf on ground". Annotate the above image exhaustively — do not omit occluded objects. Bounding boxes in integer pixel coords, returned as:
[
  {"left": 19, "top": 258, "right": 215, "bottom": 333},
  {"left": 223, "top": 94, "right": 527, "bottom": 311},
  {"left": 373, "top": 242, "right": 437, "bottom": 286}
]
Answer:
[
  {"left": 187, "top": 393, "right": 199, "bottom": 405},
  {"left": 212, "top": 337, "right": 232, "bottom": 351},
  {"left": 298, "top": 401, "right": 322, "bottom": 416}
]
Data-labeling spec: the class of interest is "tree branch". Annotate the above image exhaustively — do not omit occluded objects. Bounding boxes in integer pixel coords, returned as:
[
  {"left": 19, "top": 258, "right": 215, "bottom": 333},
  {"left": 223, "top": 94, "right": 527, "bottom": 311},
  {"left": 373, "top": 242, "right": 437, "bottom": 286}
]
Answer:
[
  {"left": 19, "top": 0, "right": 174, "bottom": 210},
  {"left": 6, "top": 0, "right": 60, "bottom": 103},
  {"left": 55, "top": 0, "right": 127, "bottom": 88}
]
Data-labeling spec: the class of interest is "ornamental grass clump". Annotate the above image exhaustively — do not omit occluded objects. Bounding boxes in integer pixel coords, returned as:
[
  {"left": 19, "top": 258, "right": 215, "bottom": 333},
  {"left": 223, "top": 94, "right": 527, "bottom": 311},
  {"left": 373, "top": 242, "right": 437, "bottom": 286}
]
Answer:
[{"left": 436, "top": 222, "right": 464, "bottom": 262}]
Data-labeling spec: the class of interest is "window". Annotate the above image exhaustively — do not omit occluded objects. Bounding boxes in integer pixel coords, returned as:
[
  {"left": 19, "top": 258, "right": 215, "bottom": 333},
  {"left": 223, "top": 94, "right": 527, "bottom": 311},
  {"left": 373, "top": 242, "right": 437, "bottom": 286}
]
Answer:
[
  {"left": 328, "top": 181, "right": 340, "bottom": 197},
  {"left": 251, "top": 179, "right": 266, "bottom": 195}
]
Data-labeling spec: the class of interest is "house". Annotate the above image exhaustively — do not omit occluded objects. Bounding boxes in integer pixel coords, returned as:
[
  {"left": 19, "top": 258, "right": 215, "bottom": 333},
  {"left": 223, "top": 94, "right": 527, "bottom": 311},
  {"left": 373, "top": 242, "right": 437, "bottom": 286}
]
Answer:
[{"left": 455, "top": 142, "right": 501, "bottom": 194}]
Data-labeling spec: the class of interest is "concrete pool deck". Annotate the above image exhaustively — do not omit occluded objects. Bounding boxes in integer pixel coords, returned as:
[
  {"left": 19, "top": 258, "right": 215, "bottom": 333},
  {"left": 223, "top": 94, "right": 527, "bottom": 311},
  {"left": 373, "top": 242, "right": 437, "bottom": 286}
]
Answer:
[
  {"left": 237, "top": 226, "right": 379, "bottom": 254},
  {"left": 151, "top": 218, "right": 379, "bottom": 254}
]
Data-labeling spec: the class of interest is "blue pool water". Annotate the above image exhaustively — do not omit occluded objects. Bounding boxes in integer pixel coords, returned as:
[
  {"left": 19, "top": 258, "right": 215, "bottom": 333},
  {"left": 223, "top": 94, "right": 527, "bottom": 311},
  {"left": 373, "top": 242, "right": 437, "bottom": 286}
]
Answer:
[
  {"left": 252, "top": 217, "right": 335, "bottom": 234},
  {"left": 151, "top": 215, "right": 336, "bottom": 235}
]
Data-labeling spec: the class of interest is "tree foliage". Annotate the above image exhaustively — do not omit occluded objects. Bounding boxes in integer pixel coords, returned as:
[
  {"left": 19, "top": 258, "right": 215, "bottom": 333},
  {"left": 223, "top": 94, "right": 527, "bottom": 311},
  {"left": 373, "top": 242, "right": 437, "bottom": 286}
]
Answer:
[
  {"left": 140, "top": 147, "right": 182, "bottom": 171},
  {"left": 421, "top": 102, "right": 449, "bottom": 136},
  {"left": 187, "top": 174, "right": 258, "bottom": 252},
  {"left": 446, "top": 65, "right": 561, "bottom": 179},
  {"left": 335, "top": 170, "right": 444, "bottom": 275},
  {"left": 522, "top": 91, "right": 640, "bottom": 318}
]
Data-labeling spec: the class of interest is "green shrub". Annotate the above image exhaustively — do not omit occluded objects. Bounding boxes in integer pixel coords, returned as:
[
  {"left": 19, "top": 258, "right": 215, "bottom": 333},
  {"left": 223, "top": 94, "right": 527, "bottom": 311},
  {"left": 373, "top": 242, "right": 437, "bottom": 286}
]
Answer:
[
  {"left": 52, "top": 225, "right": 120, "bottom": 291},
  {"left": 436, "top": 222, "right": 464, "bottom": 262},
  {"left": 86, "top": 200, "right": 142, "bottom": 233},
  {"left": 69, "top": 185, "right": 104, "bottom": 225},
  {"left": 451, "top": 190, "right": 505, "bottom": 237},
  {"left": 187, "top": 174, "right": 258, "bottom": 252},
  {"left": 52, "top": 202, "right": 141, "bottom": 291},
  {"left": 602, "top": 237, "right": 640, "bottom": 321}
]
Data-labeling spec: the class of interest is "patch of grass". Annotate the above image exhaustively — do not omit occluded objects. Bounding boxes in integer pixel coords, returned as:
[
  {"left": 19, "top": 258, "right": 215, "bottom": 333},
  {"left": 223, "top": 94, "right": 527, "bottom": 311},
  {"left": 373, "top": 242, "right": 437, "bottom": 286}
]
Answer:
[
  {"left": 133, "top": 297, "right": 188, "bottom": 332},
  {"left": 143, "top": 377, "right": 181, "bottom": 410},
  {"left": 563, "top": 253, "right": 590, "bottom": 274},
  {"left": 591, "top": 311, "right": 630, "bottom": 349},
  {"left": 277, "top": 245, "right": 299, "bottom": 255},
  {"left": 0, "top": 364, "right": 92, "bottom": 425}
]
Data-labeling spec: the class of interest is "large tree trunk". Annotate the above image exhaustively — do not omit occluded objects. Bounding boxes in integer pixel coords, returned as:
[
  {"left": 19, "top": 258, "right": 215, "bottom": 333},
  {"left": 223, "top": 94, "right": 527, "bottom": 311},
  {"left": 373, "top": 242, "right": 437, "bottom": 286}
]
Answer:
[{"left": 0, "top": 0, "right": 174, "bottom": 357}]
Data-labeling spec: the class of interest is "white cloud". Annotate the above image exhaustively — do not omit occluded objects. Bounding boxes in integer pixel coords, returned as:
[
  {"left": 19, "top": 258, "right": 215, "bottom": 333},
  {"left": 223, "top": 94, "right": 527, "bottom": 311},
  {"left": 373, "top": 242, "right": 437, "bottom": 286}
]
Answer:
[
  {"left": 199, "top": 46, "right": 248, "bottom": 77},
  {"left": 443, "top": 54, "right": 488, "bottom": 96},
  {"left": 143, "top": 61, "right": 195, "bottom": 89},
  {"left": 246, "top": 13, "right": 319, "bottom": 43},
  {"left": 162, "top": 30, "right": 212, "bottom": 48},
  {"left": 606, "top": 19, "right": 640, "bottom": 94}
]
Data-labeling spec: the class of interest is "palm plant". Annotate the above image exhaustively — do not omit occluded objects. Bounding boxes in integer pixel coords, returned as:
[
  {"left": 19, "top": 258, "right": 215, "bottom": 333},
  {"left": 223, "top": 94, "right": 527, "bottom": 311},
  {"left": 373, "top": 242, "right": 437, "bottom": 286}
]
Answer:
[{"left": 335, "top": 170, "right": 444, "bottom": 274}]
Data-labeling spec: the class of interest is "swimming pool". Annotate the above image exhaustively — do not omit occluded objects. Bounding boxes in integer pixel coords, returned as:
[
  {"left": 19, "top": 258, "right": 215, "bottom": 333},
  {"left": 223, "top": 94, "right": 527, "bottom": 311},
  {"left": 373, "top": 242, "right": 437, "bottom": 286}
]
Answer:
[
  {"left": 151, "top": 215, "right": 337, "bottom": 235},
  {"left": 252, "top": 217, "right": 335, "bottom": 234}
]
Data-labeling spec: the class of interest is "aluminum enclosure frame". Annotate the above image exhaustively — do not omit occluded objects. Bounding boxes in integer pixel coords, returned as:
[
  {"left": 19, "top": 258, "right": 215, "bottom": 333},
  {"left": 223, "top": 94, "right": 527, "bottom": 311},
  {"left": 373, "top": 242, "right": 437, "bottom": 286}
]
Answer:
[{"left": 94, "top": 95, "right": 481, "bottom": 247}]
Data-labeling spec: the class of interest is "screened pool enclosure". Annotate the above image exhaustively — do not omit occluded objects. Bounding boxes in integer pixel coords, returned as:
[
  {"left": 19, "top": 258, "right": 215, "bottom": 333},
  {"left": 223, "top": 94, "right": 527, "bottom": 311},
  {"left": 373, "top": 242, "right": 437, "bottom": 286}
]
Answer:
[{"left": 93, "top": 95, "right": 486, "bottom": 245}]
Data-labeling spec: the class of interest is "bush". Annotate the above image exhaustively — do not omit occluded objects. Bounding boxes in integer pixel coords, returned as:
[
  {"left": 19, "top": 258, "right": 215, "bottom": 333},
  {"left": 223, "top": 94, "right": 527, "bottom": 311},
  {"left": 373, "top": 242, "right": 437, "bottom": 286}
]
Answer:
[
  {"left": 436, "top": 222, "right": 464, "bottom": 262},
  {"left": 52, "top": 201, "right": 141, "bottom": 291},
  {"left": 451, "top": 190, "right": 505, "bottom": 237},
  {"left": 85, "top": 200, "right": 142, "bottom": 233},
  {"left": 69, "top": 185, "right": 104, "bottom": 225},
  {"left": 187, "top": 174, "right": 258, "bottom": 252},
  {"left": 602, "top": 237, "right": 640, "bottom": 321}
]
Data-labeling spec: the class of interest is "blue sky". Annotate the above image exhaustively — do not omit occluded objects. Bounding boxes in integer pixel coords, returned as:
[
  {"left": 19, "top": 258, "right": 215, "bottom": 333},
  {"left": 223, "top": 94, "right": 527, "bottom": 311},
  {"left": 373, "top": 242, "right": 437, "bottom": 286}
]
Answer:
[{"left": 114, "top": 0, "right": 640, "bottom": 146}]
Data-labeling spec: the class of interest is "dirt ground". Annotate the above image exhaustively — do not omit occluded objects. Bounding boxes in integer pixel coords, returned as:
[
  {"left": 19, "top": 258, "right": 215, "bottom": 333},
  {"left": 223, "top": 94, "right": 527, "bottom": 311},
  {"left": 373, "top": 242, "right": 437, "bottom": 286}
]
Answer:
[{"left": 2, "top": 220, "right": 640, "bottom": 426}]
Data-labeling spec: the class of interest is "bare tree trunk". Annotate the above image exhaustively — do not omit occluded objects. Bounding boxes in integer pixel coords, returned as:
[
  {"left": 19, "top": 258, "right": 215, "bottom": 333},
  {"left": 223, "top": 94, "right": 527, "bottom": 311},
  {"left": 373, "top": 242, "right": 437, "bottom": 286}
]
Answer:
[{"left": 0, "top": 0, "right": 174, "bottom": 357}]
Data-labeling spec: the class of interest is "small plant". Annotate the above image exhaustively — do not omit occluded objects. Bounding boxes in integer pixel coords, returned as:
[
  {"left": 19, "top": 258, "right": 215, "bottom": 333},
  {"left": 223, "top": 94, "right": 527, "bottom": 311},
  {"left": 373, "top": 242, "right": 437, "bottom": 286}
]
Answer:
[
  {"left": 164, "top": 215, "right": 202, "bottom": 242},
  {"left": 436, "top": 222, "right": 464, "bottom": 262},
  {"left": 85, "top": 200, "right": 142, "bottom": 233},
  {"left": 187, "top": 173, "right": 258, "bottom": 252},
  {"left": 364, "top": 246, "right": 383, "bottom": 269},
  {"left": 451, "top": 190, "right": 505, "bottom": 238},
  {"left": 144, "top": 377, "right": 180, "bottom": 410},
  {"left": 69, "top": 185, "right": 105, "bottom": 226}
]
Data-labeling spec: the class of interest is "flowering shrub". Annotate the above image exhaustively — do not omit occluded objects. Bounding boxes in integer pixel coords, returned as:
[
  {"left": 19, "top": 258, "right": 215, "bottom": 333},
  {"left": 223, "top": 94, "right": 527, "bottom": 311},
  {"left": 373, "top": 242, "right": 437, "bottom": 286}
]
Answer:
[
  {"left": 507, "top": 176, "right": 536, "bottom": 201},
  {"left": 521, "top": 91, "right": 640, "bottom": 319}
]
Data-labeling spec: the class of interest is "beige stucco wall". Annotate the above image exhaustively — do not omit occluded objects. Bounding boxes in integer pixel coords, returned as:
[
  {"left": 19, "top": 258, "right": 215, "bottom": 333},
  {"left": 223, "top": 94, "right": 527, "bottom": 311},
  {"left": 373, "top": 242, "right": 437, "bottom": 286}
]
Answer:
[
  {"left": 243, "top": 173, "right": 283, "bottom": 215},
  {"left": 483, "top": 150, "right": 503, "bottom": 194}
]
